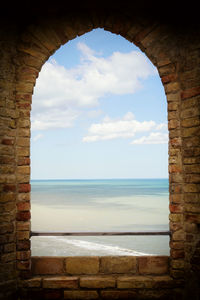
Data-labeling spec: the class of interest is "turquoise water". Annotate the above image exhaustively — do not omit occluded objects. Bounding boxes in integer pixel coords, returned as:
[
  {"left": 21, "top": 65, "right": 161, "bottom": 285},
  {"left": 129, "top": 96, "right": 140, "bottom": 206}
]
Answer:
[{"left": 31, "top": 179, "right": 170, "bottom": 256}]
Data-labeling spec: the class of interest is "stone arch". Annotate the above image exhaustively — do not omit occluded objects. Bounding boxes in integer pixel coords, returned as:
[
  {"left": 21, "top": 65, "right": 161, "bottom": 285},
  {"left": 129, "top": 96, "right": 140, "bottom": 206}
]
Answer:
[
  {"left": 16, "top": 12, "right": 179, "bottom": 267},
  {"left": 1, "top": 6, "right": 200, "bottom": 300}
]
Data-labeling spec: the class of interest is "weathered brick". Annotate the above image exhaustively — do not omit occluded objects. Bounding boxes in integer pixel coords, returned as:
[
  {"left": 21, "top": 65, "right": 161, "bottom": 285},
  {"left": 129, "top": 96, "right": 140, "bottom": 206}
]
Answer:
[
  {"left": 185, "top": 213, "right": 200, "bottom": 223},
  {"left": 181, "top": 86, "right": 200, "bottom": 100},
  {"left": 43, "top": 276, "right": 78, "bottom": 289},
  {"left": 80, "top": 276, "right": 115, "bottom": 288},
  {"left": 64, "top": 290, "right": 99, "bottom": 300},
  {"left": 161, "top": 73, "right": 177, "bottom": 84},
  {"left": 184, "top": 164, "right": 200, "bottom": 174},
  {"left": 16, "top": 221, "right": 30, "bottom": 231},
  {"left": 171, "top": 260, "right": 185, "bottom": 269},
  {"left": 171, "top": 249, "right": 185, "bottom": 259},
  {"left": 117, "top": 276, "right": 153, "bottom": 289},
  {"left": 17, "top": 201, "right": 30, "bottom": 211},
  {"left": 16, "top": 250, "right": 31, "bottom": 260},
  {"left": 19, "top": 184, "right": 31, "bottom": 193},
  {"left": 100, "top": 256, "right": 136, "bottom": 274},
  {"left": 169, "top": 204, "right": 183, "bottom": 213},
  {"left": 17, "top": 230, "right": 30, "bottom": 240},
  {"left": 1, "top": 138, "right": 14, "bottom": 145},
  {"left": 183, "top": 184, "right": 200, "bottom": 193},
  {"left": 100, "top": 290, "right": 137, "bottom": 300},
  {"left": 66, "top": 257, "right": 99, "bottom": 275},
  {"left": 20, "top": 277, "right": 42, "bottom": 288},
  {"left": 170, "top": 241, "right": 184, "bottom": 250},
  {"left": 17, "top": 260, "right": 31, "bottom": 270},
  {"left": 17, "top": 240, "right": 30, "bottom": 251},
  {"left": 16, "top": 211, "right": 31, "bottom": 221},
  {"left": 17, "top": 166, "right": 30, "bottom": 174},
  {"left": 32, "top": 257, "right": 64, "bottom": 275},
  {"left": 169, "top": 213, "right": 183, "bottom": 223},
  {"left": 171, "top": 229, "right": 185, "bottom": 241},
  {"left": 138, "top": 256, "right": 169, "bottom": 275}
]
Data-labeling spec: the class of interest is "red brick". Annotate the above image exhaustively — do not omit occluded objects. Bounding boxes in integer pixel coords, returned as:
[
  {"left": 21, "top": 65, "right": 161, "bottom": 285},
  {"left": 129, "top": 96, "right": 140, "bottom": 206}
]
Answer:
[
  {"left": 18, "top": 158, "right": 30, "bottom": 166},
  {"left": 169, "top": 204, "right": 183, "bottom": 213},
  {"left": 161, "top": 73, "right": 177, "bottom": 84},
  {"left": 17, "top": 201, "right": 30, "bottom": 211},
  {"left": 169, "top": 165, "right": 182, "bottom": 173},
  {"left": 19, "top": 183, "right": 31, "bottom": 193},
  {"left": 3, "top": 184, "right": 16, "bottom": 192},
  {"left": 16, "top": 211, "right": 31, "bottom": 221},
  {"left": 1, "top": 138, "right": 14, "bottom": 145},
  {"left": 181, "top": 86, "right": 200, "bottom": 100}
]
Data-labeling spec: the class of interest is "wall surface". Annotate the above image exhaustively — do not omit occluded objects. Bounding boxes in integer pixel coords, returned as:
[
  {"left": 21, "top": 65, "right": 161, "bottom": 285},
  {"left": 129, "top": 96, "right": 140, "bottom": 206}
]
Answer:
[{"left": 0, "top": 2, "right": 200, "bottom": 299}]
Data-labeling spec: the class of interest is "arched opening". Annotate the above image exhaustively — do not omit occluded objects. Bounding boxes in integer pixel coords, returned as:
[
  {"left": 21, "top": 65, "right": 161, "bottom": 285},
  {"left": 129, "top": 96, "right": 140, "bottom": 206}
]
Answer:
[{"left": 30, "top": 28, "right": 169, "bottom": 256}]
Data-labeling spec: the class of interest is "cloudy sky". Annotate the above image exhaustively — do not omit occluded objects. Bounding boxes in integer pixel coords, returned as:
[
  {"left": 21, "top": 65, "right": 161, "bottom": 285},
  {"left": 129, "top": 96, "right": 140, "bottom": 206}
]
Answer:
[{"left": 31, "top": 28, "right": 168, "bottom": 179}]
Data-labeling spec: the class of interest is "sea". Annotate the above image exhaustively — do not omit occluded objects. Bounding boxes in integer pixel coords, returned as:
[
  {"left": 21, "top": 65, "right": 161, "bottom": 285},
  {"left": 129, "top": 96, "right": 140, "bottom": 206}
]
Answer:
[{"left": 31, "top": 178, "right": 170, "bottom": 256}]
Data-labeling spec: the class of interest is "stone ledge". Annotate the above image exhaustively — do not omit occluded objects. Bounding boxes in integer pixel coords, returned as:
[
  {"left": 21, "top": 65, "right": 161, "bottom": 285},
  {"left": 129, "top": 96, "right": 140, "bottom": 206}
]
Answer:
[
  {"left": 43, "top": 276, "right": 79, "bottom": 289},
  {"left": 21, "top": 274, "right": 178, "bottom": 290}
]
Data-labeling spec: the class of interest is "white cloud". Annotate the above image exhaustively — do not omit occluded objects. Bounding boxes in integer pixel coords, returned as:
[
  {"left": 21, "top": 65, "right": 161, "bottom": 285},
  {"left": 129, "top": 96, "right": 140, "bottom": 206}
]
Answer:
[
  {"left": 131, "top": 132, "right": 168, "bottom": 145},
  {"left": 83, "top": 112, "right": 156, "bottom": 142},
  {"left": 33, "top": 133, "right": 44, "bottom": 142},
  {"left": 32, "top": 42, "right": 157, "bottom": 131},
  {"left": 31, "top": 109, "right": 79, "bottom": 131}
]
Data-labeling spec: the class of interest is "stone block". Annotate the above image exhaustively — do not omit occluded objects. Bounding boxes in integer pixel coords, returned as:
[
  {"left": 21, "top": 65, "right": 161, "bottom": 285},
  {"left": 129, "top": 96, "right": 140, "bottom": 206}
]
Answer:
[
  {"left": 185, "top": 214, "right": 200, "bottom": 224},
  {"left": 171, "top": 249, "right": 185, "bottom": 259},
  {"left": 80, "top": 276, "right": 115, "bottom": 289},
  {"left": 183, "top": 184, "right": 200, "bottom": 193},
  {"left": 101, "top": 290, "right": 137, "bottom": 299},
  {"left": 64, "top": 290, "right": 99, "bottom": 300},
  {"left": 169, "top": 213, "right": 183, "bottom": 223},
  {"left": 17, "top": 260, "right": 31, "bottom": 270},
  {"left": 32, "top": 257, "right": 64, "bottom": 275},
  {"left": 138, "top": 256, "right": 169, "bottom": 275},
  {"left": 17, "top": 250, "right": 31, "bottom": 260},
  {"left": 66, "top": 257, "right": 99, "bottom": 275},
  {"left": 171, "top": 229, "right": 185, "bottom": 241},
  {"left": 43, "top": 276, "right": 78, "bottom": 289},
  {"left": 117, "top": 276, "right": 153, "bottom": 289},
  {"left": 21, "top": 277, "right": 42, "bottom": 288},
  {"left": 16, "top": 221, "right": 30, "bottom": 231},
  {"left": 17, "top": 230, "right": 30, "bottom": 241},
  {"left": 17, "top": 166, "right": 30, "bottom": 174},
  {"left": 171, "top": 260, "right": 185, "bottom": 269},
  {"left": 100, "top": 256, "right": 137, "bottom": 274}
]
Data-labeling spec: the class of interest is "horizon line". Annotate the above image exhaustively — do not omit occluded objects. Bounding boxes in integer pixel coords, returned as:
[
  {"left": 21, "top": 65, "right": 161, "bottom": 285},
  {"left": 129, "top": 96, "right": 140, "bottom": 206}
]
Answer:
[{"left": 31, "top": 177, "right": 169, "bottom": 181}]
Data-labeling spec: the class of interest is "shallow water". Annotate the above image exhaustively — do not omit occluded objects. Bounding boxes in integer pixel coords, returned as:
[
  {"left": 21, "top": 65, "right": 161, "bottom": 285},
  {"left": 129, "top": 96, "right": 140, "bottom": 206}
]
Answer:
[{"left": 31, "top": 179, "right": 169, "bottom": 256}]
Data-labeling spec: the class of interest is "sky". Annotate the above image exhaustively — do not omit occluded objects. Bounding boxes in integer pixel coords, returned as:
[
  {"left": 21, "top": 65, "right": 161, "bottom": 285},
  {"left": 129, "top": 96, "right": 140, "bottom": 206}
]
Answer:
[{"left": 31, "top": 28, "right": 168, "bottom": 180}]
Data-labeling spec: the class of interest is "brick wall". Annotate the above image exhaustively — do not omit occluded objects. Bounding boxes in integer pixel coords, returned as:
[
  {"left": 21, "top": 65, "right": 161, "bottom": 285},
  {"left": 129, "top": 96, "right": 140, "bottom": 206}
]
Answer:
[
  {"left": 0, "top": 3, "right": 200, "bottom": 300},
  {"left": 18, "top": 256, "right": 181, "bottom": 299}
]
